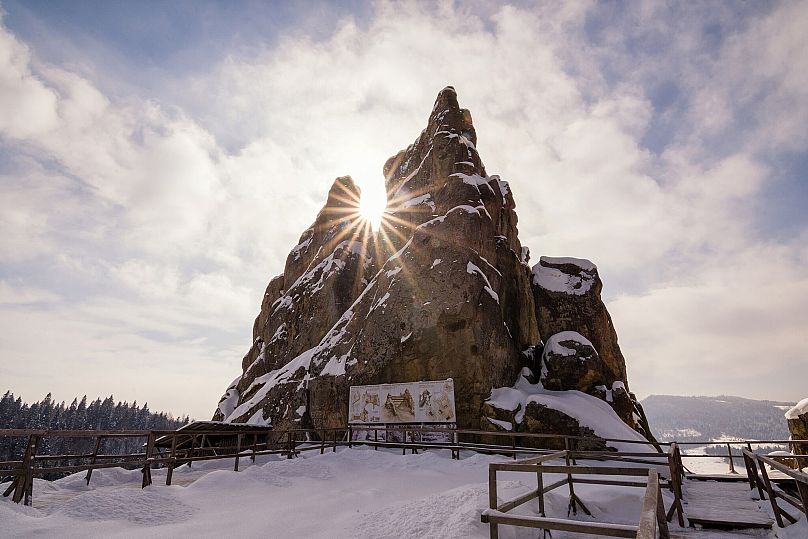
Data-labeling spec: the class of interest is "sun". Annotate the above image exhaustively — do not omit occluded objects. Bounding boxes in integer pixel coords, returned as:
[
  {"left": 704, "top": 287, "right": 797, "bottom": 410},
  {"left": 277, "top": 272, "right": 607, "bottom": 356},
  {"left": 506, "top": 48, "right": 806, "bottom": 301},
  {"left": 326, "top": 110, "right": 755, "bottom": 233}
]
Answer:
[{"left": 359, "top": 186, "right": 387, "bottom": 231}]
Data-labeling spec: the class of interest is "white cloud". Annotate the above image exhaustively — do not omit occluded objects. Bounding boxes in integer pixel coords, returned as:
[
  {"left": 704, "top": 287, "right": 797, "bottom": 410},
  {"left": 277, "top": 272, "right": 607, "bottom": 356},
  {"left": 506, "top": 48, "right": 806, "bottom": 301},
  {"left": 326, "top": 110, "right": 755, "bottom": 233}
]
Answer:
[{"left": 1, "top": 1, "right": 807, "bottom": 417}]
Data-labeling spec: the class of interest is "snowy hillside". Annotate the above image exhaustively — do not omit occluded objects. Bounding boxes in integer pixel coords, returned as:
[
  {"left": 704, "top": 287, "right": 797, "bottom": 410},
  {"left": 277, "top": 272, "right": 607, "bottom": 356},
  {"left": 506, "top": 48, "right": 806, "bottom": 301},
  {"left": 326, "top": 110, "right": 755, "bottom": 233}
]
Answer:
[
  {"left": 642, "top": 395, "right": 795, "bottom": 441},
  {"left": 3, "top": 447, "right": 805, "bottom": 538}
]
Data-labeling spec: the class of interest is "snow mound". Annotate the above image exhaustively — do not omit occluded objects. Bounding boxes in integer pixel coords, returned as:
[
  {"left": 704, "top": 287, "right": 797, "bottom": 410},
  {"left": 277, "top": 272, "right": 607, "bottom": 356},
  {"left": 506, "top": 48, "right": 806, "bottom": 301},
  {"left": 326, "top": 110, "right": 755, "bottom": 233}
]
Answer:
[
  {"left": 487, "top": 370, "right": 653, "bottom": 453},
  {"left": 57, "top": 488, "right": 196, "bottom": 525}
]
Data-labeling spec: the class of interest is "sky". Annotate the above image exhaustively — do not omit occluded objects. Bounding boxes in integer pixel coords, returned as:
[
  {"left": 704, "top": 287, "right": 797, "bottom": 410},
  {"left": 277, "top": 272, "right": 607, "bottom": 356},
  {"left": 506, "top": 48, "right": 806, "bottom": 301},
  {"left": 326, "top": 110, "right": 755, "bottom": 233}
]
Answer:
[{"left": 1, "top": 0, "right": 807, "bottom": 420}]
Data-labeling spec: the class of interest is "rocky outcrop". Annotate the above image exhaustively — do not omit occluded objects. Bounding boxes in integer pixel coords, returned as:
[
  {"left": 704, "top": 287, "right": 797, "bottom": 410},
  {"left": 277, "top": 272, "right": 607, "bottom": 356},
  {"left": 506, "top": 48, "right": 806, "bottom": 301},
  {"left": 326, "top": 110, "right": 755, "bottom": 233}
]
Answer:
[
  {"left": 525, "top": 256, "right": 657, "bottom": 443},
  {"left": 214, "top": 87, "right": 538, "bottom": 431},
  {"left": 786, "top": 398, "right": 808, "bottom": 466},
  {"left": 212, "top": 87, "right": 656, "bottom": 448},
  {"left": 532, "top": 257, "right": 627, "bottom": 385}
]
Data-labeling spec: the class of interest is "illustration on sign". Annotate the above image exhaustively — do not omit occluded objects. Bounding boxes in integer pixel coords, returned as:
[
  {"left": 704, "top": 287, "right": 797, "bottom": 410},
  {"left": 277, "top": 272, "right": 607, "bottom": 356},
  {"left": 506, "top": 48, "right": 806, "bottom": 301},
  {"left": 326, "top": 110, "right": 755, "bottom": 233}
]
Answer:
[{"left": 349, "top": 379, "right": 455, "bottom": 424}]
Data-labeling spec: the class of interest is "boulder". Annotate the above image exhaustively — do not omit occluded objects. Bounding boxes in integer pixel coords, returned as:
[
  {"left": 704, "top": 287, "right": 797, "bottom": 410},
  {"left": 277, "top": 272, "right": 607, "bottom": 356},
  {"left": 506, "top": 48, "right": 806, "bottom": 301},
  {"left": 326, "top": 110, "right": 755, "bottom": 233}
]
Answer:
[{"left": 540, "top": 331, "right": 608, "bottom": 392}]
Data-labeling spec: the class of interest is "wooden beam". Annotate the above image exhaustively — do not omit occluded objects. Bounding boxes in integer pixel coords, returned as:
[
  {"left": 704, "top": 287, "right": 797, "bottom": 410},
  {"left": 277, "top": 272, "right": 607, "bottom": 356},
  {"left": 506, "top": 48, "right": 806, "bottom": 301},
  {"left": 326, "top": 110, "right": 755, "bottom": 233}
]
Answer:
[{"left": 481, "top": 510, "right": 638, "bottom": 537}]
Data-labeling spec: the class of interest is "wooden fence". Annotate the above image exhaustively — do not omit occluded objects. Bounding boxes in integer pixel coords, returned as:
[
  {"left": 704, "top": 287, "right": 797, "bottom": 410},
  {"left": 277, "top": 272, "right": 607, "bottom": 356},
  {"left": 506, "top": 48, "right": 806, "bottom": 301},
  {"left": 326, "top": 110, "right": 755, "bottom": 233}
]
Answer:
[
  {"left": 2, "top": 425, "right": 806, "bottom": 512},
  {"left": 742, "top": 448, "right": 808, "bottom": 527},
  {"left": 674, "top": 439, "right": 808, "bottom": 475},
  {"left": 480, "top": 450, "right": 670, "bottom": 538}
]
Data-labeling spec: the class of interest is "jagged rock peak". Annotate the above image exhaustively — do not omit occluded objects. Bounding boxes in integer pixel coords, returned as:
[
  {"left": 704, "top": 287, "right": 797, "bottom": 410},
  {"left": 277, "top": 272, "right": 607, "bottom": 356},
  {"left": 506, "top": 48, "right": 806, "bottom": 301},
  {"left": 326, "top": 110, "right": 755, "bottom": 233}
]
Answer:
[
  {"left": 384, "top": 85, "right": 482, "bottom": 195},
  {"left": 212, "top": 86, "right": 656, "bottom": 449}
]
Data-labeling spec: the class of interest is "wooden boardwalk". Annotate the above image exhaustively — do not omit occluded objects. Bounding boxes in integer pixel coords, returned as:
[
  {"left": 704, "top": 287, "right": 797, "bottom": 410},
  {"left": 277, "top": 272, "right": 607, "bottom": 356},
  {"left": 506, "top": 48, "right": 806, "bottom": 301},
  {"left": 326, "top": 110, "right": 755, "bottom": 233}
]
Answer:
[{"left": 682, "top": 480, "right": 773, "bottom": 530}]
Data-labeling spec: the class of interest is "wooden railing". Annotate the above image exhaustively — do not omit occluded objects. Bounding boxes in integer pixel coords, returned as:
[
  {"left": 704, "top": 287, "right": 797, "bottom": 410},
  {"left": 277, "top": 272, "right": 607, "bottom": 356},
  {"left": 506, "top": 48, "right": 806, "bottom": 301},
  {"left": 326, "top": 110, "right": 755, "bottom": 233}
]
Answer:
[
  {"left": 742, "top": 448, "right": 808, "bottom": 527},
  {"left": 480, "top": 450, "right": 670, "bottom": 538},
  {"left": 5, "top": 426, "right": 802, "bottom": 510},
  {"left": 0, "top": 427, "right": 349, "bottom": 505},
  {"left": 673, "top": 439, "right": 808, "bottom": 475}
]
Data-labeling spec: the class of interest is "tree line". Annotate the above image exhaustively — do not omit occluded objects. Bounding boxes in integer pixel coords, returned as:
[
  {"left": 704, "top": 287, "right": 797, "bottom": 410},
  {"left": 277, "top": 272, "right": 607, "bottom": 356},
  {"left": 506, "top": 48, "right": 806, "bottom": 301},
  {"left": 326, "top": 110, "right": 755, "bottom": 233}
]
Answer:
[{"left": 1, "top": 391, "right": 190, "bottom": 469}]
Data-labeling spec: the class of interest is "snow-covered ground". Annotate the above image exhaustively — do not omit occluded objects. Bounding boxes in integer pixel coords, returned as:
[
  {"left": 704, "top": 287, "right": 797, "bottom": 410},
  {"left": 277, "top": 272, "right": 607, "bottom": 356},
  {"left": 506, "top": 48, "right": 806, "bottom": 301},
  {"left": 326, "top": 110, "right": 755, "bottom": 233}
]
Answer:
[{"left": 1, "top": 446, "right": 805, "bottom": 538}]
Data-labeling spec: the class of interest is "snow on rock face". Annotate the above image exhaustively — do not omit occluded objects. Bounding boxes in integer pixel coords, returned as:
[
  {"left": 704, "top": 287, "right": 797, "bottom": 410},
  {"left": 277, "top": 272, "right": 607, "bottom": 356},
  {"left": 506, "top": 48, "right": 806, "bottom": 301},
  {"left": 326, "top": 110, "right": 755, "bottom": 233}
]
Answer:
[
  {"left": 465, "top": 262, "right": 499, "bottom": 303},
  {"left": 785, "top": 397, "right": 808, "bottom": 420},
  {"left": 484, "top": 369, "right": 654, "bottom": 452},
  {"left": 215, "top": 375, "right": 242, "bottom": 420},
  {"left": 210, "top": 87, "right": 651, "bottom": 447},
  {"left": 209, "top": 86, "right": 544, "bottom": 431},
  {"left": 543, "top": 331, "right": 594, "bottom": 357},
  {"left": 532, "top": 256, "right": 597, "bottom": 296}
]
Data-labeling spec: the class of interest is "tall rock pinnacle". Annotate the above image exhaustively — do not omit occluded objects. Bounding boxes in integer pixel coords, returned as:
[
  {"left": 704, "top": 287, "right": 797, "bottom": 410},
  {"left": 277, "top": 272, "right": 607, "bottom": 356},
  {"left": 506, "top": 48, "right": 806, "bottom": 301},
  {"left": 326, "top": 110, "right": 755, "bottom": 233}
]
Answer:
[{"left": 213, "top": 87, "right": 654, "bottom": 447}]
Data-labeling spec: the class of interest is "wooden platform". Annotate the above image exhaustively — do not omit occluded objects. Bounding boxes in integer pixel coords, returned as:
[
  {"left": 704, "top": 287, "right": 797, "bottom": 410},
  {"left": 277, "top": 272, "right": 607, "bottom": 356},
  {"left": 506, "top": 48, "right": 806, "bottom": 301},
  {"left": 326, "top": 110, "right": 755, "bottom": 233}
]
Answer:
[{"left": 683, "top": 481, "right": 773, "bottom": 529}]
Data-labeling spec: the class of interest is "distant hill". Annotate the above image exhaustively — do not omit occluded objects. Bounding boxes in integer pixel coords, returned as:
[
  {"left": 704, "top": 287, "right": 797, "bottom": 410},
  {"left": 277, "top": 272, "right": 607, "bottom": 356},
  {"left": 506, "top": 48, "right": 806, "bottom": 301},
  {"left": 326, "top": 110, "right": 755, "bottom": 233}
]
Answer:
[{"left": 641, "top": 395, "right": 795, "bottom": 442}]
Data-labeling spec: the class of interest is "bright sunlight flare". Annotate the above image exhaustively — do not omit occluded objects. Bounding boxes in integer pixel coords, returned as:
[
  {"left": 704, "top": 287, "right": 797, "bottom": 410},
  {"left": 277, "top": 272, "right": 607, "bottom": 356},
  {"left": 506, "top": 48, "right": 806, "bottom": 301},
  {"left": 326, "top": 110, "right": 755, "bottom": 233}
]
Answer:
[{"left": 359, "top": 185, "right": 387, "bottom": 231}]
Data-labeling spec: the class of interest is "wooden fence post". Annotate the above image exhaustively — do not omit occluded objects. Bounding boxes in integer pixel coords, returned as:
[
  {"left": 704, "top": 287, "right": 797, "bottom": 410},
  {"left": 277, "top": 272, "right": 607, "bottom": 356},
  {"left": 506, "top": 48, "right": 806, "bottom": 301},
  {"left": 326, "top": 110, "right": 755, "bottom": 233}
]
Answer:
[
  {"left": 665, "top": 444, "right": 685, "bottom": 526},
  {"left": 23, "top": 434, "right": 40, "bottom": 506},
  {"left": 536, "top": 464, "right": 545, "bottom": 517},
  {"left": 85, "top": 435, "right": 102, "bottom": 485},
  {"left": 488, "top": 466, "right": 499, "bottom": 539},
  {"left": 141, "top": 432, "right": 155, "bottom": 489},
  {"left": 564, "top": 449, "right": 590, "bottom": 516},
  {"left": 757, "top": 456, "right": 784, "bottom": 527},
  {"left": 656, "top": 479, "right": 670, "bottom": 539},
  {"left": 234, "top": 434, "right": 243, "bottom": 471},
  {"left": 251, "top": 434, "right": 257, "bottom": 463},
  {"left": 569, "top": 437, "right": 577, "bottom": 465},
  {"left": 186, "top": 434, "right": 197, "bottom": 468},
  {"left": 795, "top": 477, "right": 808, "bottom": 521},
  {"left": 10, "top": 434, "right": 40, "bottom": 505},
  {"left": 727, "top": 443, "right": 736, "bottom": 473},
  {"left": 166, "top": 432, "right": 177, "bottom": 486}
]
